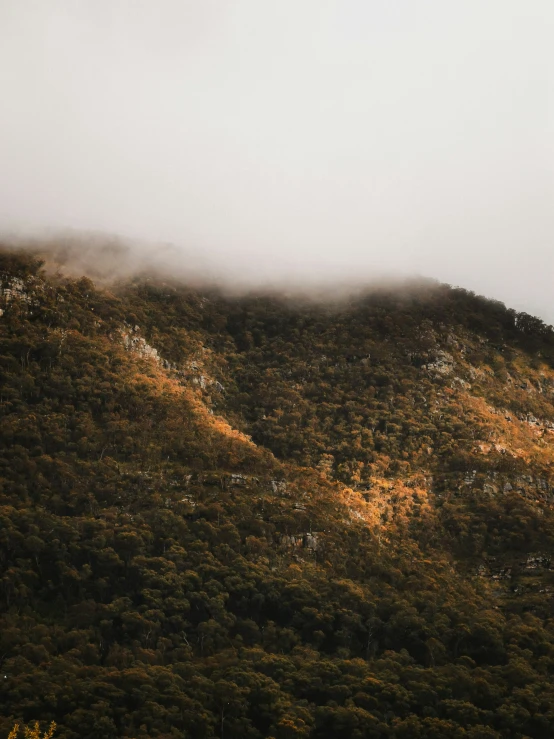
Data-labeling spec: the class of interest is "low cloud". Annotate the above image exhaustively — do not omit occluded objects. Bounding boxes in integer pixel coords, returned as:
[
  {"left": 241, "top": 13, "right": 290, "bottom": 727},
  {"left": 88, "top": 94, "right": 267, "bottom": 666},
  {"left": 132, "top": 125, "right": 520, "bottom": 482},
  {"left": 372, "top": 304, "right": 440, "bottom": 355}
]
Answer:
[{"left": 0, "top": 2, "right": 553, "bottom": 318}]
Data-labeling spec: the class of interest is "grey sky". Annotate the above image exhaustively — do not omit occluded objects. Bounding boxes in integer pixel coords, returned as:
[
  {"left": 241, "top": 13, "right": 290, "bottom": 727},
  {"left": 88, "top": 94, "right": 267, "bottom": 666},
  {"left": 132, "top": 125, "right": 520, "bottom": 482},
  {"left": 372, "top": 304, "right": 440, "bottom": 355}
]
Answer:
[{"left": 1, "top": 2, "right": 553, "bottom": 318}]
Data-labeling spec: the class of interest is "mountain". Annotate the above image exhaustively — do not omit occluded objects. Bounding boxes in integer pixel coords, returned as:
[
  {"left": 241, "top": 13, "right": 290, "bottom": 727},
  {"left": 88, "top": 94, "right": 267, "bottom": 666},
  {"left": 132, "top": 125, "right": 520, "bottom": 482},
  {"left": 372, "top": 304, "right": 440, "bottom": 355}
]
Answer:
[{"left": 2, "top": 245, "right": 554, "bottom": 739}]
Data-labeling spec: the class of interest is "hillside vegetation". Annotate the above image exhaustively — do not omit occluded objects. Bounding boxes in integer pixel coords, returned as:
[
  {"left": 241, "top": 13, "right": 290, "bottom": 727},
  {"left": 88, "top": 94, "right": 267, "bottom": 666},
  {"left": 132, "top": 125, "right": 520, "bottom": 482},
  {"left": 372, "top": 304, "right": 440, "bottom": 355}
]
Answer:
[{"left": 3, "top": 247, "right": 554, "bottom": 738}]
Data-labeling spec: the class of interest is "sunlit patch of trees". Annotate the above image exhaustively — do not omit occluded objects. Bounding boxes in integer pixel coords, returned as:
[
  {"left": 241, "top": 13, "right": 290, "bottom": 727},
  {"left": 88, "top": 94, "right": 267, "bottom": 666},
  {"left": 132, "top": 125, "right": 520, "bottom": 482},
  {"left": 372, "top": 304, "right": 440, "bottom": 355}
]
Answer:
[{"left": 7, "top": 723, "right": 56, "bottom": 739}]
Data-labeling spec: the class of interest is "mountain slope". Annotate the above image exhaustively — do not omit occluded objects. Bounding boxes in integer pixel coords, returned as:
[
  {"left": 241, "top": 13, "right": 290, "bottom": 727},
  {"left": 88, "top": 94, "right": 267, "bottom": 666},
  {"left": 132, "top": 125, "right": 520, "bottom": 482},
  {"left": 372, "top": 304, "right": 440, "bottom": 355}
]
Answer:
[{"left": 2, "top": 247, "right": 554, "bottom": 739}]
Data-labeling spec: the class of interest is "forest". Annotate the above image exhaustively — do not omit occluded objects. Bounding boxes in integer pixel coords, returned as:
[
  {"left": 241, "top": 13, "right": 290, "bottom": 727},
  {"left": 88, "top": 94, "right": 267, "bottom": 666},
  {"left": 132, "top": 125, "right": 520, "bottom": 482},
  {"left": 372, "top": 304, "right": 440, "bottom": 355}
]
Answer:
[{"left": 2, "top": 246, "right": 554, "bottom": 738}]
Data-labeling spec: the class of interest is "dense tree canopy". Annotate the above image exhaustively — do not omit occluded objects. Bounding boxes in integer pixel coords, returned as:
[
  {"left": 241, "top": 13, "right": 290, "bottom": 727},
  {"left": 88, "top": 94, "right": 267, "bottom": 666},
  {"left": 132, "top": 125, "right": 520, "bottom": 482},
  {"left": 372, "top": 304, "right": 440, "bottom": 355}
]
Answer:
[{"left": 2, "top": 247, "right": 554, "bottom": 738}]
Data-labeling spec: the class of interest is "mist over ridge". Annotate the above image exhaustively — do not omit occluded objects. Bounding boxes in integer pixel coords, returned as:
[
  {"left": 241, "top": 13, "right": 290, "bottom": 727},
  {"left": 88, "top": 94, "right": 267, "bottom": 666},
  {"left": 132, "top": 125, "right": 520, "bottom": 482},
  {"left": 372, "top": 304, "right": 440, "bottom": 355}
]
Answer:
[
  {"left": 1, "top": 1, "right": 553, "bottom": 320},
  {"left": 3, "top": 230, "right": 554, "bottom": 335},
  {"left": 2, "top": 230, "right": 441, "bottom": 301}
]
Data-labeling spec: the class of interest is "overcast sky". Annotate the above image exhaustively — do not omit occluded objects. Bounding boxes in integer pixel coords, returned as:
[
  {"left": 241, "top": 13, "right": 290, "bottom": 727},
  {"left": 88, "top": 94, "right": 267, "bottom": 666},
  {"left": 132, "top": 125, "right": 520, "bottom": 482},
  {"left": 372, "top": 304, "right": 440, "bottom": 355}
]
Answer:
[{"left": 0, "top": 2, "right": 553, "bottom": 318}]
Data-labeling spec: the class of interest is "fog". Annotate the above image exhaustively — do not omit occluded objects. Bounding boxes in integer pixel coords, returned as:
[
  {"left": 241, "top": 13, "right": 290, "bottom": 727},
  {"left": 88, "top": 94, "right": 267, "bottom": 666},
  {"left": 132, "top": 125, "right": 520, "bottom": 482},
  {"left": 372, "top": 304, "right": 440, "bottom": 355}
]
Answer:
[{"left": 0, "top": 2, "right": 553, "bottom": 318}]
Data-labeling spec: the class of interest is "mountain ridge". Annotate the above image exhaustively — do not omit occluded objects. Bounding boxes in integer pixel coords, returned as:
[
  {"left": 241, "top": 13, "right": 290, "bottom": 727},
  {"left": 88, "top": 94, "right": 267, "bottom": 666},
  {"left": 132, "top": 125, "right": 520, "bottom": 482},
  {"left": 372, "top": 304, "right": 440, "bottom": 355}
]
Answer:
[{"left": 2, "top": 245, "right": 554, "bottom": 738}]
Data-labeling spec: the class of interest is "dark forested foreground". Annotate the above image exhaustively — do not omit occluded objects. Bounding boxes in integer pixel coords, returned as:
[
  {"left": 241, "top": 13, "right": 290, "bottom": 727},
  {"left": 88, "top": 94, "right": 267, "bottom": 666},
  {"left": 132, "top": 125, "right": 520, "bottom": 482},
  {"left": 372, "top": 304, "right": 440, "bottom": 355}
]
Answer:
[{"left": 3, "top": 247, "right": 554, "bottom": 738}]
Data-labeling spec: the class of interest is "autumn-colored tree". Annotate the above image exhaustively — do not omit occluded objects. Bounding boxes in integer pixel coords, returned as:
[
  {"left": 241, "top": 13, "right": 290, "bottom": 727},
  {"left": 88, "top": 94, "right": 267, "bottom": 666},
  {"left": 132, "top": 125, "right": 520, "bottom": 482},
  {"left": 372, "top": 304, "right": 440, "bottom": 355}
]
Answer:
[{"left": 7, "top": 723, "right": 56, "bottom": 739}]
